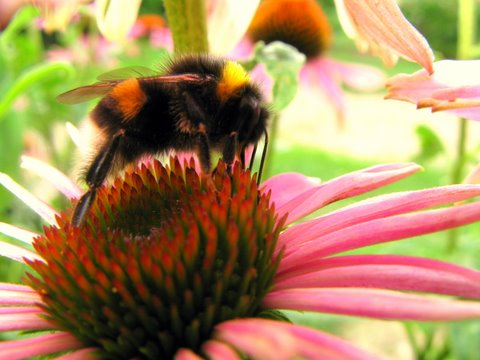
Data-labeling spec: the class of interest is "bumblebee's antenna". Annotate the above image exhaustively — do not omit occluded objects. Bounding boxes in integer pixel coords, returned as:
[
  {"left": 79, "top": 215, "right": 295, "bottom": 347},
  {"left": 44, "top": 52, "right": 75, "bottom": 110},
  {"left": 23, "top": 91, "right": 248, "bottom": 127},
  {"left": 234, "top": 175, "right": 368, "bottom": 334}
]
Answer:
[{"left": 257, "top": 130, "right": 269, "bottom": 185}]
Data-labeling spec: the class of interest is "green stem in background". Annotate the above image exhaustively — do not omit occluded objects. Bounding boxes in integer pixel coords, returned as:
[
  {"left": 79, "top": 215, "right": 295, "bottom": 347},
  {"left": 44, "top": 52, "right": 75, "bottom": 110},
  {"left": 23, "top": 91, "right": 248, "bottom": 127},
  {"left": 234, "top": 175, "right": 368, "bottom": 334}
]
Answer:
[
  {"left": 447, "top": 0, "right": 476, "bottom": 251},
  {"left": 0, "top": 62, "right": 75, "bottom": 120},
  {"left": 457, "top": 0, "right": 476, "bottom": 60},
  {"left": 164, "top": 0, "right": 209, "bottom": 55},
  {"left": 447, "top": 118, "right": 469, "bottom": 252}
]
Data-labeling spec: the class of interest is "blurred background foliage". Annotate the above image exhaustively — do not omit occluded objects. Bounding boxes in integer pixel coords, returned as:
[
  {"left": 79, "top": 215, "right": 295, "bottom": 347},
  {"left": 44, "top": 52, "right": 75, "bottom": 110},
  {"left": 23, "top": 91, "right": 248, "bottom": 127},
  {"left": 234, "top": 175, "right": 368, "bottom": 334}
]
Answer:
[{"left": 0, "top": 0, "right": 479, "bottom": 359}]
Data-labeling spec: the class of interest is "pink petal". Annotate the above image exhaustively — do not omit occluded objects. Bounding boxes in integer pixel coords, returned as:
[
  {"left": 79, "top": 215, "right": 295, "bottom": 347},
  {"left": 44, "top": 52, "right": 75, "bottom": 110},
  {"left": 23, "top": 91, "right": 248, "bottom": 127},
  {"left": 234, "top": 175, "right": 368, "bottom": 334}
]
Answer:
[
  {"left": 215, "top": 318, "right": 378, "bottom": 360},
  {"left": 52, "top": 348, "right": 98, "bottom": 360},
  {"left": 0, "top": 172, "right": 58, "bottom": 224},
  {"left": 279, "top": 201, "right": 480, "bottom": 273},
  {"left": 0, "top": 288, "right": 42, "bottom": 306},
  {"left": 276, "top": 163, "right": 421, "bottom": 225},
  {"left": 278, "top": 184, "right": 480, "bottom": 251},
  {"left": 385, "top": 60, "right": 480, "bottom": 120},
  {"left": 335, "top": 0, "right": 434, "bottom": 73},
  {"left": 0, "top": 311, "right": 52, "bottom": 331},
  {"left": 21, "top": 155, "right": 82, "bottom": 199},
  {"left": 261, "top": 172, "right": 321, "bottom": 210},
  {"left": 0, "top": 222, "right": 39, "bottom": 244},
  {"left": 442, "top": 107, "right": 480, "bottom": 121},
  {"left": 174, "top": 348, "right": 203, "bottom": 360},
  {"left": 307, "top": 57, "right": 386, "bottom": 91},
  {"left": 0, "top": 306, "right": 43, "bottom": 314},
  {"left": 202, "top": 340, "right": 241, "bottom": 360},
  {"left": 0, "top": 283, "right": 36, "bottom": 292},
  {"left": 275, "top": 254, "right": 480, "bottom": 299},
  {"left": 0, "top": 241, "right": 43, "bottom": 264},
  {"left": 264, "top": 288, "right": 480, "bottom": 321},
  {"left": 433, "top": 85, "right": 480, "bottom": 100},
  {"left": 300, "top": 58, "right": 347, "bottom": 126},
  {"left": 385, "top": 70, "right": 443, "bottom": 103},
  {"left": 0, "top": 332, "right": 84, "bottom": 359}
]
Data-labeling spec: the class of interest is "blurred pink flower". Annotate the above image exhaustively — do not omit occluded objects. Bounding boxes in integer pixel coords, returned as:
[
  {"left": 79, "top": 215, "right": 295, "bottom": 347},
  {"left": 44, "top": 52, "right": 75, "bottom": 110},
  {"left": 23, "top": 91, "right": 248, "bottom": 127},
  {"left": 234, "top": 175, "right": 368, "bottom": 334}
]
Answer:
[
  {"left": 244, "top": 0, "right": 386, "bottom": 124},
  {"left": 129, "top": 14, "right": 174, "bottom": 51},
  {"left": 1, "top": 147, "right": 480, "bottom": 357},
  {"left": 334, "top": 0, "right": 434, "bottom": 73},
  {"left": 386, "top": 60, "right": 480, "bottom": 120}
]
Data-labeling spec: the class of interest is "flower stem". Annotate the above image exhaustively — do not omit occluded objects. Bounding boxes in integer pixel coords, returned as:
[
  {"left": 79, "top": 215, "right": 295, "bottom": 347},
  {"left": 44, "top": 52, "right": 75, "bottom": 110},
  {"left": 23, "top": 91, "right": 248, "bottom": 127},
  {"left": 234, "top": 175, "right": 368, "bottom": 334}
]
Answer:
[
  {"left": 457, "top": 0, "right": 476, "bottom": 60},
  {"left": 447, "top": 0, "right": 476, "bottom": 251},
  {"left": 164, "top": 0, "right": 209, "bottom": 55},
  {"left": 447, "top": 118, "right": 469, "bottom": 252}
]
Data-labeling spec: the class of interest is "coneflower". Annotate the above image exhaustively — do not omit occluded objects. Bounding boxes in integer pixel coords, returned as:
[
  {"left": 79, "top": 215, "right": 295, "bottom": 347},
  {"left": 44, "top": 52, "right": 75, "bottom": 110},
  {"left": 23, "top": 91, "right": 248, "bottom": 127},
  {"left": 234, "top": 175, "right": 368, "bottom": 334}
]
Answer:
[{"left": 1, "top": 156, "right": 480, "bottom": 359}]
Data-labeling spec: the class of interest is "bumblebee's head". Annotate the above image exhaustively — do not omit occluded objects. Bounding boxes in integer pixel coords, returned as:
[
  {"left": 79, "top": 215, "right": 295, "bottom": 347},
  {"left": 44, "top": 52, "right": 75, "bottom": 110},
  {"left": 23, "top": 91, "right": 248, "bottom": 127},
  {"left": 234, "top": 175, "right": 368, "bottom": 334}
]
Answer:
[{"left": 214, "top": 60, "right": 269, "bottom": 145}]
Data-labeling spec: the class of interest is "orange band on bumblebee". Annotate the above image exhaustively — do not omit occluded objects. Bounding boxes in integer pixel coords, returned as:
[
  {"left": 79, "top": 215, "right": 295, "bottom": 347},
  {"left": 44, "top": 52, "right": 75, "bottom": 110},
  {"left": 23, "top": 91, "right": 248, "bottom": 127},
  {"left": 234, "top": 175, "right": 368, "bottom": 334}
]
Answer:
[{"left": 110, "top": 78, "right": 147, "bottom": 121}]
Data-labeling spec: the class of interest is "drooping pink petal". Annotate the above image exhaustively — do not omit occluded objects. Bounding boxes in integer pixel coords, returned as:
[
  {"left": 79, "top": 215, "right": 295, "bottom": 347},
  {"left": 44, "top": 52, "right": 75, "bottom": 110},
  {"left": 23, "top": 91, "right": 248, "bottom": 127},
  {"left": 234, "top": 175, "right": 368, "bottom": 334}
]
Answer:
[
  {"left": 279, "top": 184, "right": 480, "bottom": 251},
  {"left": 215, "top": 318, "right": 378, "bottom": 360},
  {"left": 274, "top": 163, "right": 421, "bottom": 225},
  {"left": 0, "top": 311, "right": 52, "bottom": 331},
  {"left": 0, "top": 173, "right": 58, "bottom": 224},
  {"left": 433, "top": 85, "right": 480, "bottom": 100},
  {"left": 279, "top": 201, "right": 480, "bottom": 273},
  {"left": 275, "top": 254, "right": 480, "bottom": 299},
  {"left": 264, "top": 288, "right": 480, "bottom": 321},
  {"left": 0, "top": 241, "right": 43, "bottom": 264},
  {"left": 300, "top": 58, "right": 347, "bottom": 126},
  {"left": 0, "top": 332, "right": 84, "bottom": 360},
  {"left": 202, "top": 340, "right": 242, "bottom": 360},
  {"left": 386, "top": 60, "right": 480, "bottom": 120},
  {"left": 0, "top": 222, "right": 39, "bottom": 244},
  {"left": 0, "top": 287, "right": 42, "bottom": 306},
  {"left": 385, "top": 71, "right": 444, "bottom": 103},
  {"left": 320, "top": 57, "right": 386, "bottom": 91},
  {"left": 21, "top": 156, "right": 82, "bottom": 199},
  {"left": 334, "top": 0, "right": 434, "bottom": 73},
  {"left": 52, "top": 348, "right": 98, "bottom": 360}
]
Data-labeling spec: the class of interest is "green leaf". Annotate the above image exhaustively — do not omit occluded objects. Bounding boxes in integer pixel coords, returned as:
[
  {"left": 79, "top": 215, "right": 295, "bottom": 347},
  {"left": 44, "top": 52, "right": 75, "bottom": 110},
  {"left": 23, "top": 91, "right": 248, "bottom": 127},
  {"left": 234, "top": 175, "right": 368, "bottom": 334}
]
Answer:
[
  {"left": 254, "top": 41, "right": 305, "bottom": 111},
  {"left": 0, "top": 62, "right": 76, "bottom": 120},
  {"left": 413, "top": 124, "right": 445, "bottom": 163}
]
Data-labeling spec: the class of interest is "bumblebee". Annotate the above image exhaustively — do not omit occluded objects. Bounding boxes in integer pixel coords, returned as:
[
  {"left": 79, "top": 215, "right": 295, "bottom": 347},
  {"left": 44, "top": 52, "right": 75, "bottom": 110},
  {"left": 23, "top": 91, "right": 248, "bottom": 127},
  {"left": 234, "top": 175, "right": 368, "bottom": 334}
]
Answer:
[{"left": 57, "top": 55, "right": 269, "bottom": 227}]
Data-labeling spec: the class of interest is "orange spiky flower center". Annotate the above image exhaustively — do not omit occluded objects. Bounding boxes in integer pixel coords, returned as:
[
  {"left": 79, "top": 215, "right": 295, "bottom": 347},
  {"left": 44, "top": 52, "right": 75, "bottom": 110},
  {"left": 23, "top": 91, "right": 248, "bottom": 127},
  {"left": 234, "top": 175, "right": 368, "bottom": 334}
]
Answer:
[
  {"left": 26, "top": 158, "right": 284, "bottom": 359},
  {"left": 248, "top": 0, "right": 332, "bottom": 58}
]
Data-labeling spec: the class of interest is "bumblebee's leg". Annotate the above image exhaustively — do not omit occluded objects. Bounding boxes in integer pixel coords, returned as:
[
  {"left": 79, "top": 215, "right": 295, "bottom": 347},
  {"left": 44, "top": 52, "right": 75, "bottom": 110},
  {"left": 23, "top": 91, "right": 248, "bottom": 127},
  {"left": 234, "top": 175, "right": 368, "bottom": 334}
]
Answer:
[
  {"left": 222, "top": 132, "right": 239, "bottom": 169},
  {"left": 72, "top": 131, "right": 124, "bottom": 227},
  {"left": 182, "top": 92, "right": 213, "bottom": 173},
  {"left": 196, "top": 124, "right": 211, "bottom": 173}
]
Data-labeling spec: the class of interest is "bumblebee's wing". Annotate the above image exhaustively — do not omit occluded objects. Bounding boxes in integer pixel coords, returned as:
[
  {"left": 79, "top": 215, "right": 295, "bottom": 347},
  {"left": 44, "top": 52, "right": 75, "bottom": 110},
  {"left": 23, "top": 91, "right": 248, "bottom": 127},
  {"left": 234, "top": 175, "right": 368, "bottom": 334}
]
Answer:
[
  {"left": 96, "top": 66, "right": 159, "bottom": 81},
  {"left": 57, "top": 73, "right": 210, "bottom": 104},
  {"left": 56, "top": 83, "right": 116, "bottom": 104}
]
